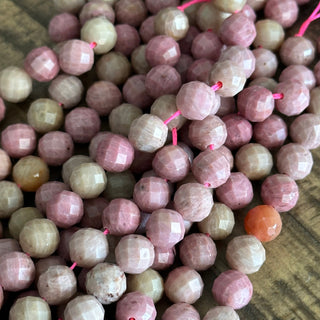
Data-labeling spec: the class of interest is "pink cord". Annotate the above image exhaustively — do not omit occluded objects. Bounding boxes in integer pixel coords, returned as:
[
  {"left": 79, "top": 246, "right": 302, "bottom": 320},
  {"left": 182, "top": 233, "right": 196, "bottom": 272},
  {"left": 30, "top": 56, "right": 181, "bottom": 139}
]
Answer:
[
  {"left": 177, "top": 0, "right": 210, "bottom": 11},
  {"left": 209, "top": 144, "right": 214, "bottom": 150},
  {"left": 70, "top": 262, "right": 77, "bottom": 270},
  {"left": 272, "top": 93, "right": 284, "bottom": 100},
  {"left": 163, "top": 110, "right": 182, "bottom": 125},
  {"left": 172, "top": 128, "right": 178, "bottom": 146},
  {"left": 211, "top": 81, "right": 223, "bottom": 91},
  {"left": 204, "top": 182, "right": 211, "bottom": 187},
  {"left": 103, "top": 228, "right": 110, "bottom": 235},
  {"left": 295, "top": 1, "right": 320, "bottom": 37},
  {"left": 90, "top": 42, "right": 97, "bottom": 49}
]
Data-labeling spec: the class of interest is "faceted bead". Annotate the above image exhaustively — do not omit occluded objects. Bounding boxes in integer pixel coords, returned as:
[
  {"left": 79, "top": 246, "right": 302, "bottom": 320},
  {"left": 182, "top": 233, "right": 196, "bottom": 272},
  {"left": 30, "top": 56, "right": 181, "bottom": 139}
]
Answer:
[
  {"left": 79, "top": 1, "right": 115, "bottom": 25},
  {"left": 35, "top": 256, "right": 65, "bottom": 283},
  {"left": 152, "top": 246, "right": 176, "bottom": 270},
  {"left": 216, "top": 97, "right": 236, "bottom": 117},
  {"left": 62, "top": 155, "right": 92, "bottom": 186},
  {"left": 0, "top": 238, "right": 21, "bottom": 256},
  {"left": 52, "top": 0, "right": 85, "bottom": 14},
  {"left": 212, "top": 270, "right": 253, "bottom": 309},
  {"left": 178, "top": 25, "right": 200, "bottom": 54},
  {"left": 314, "top": 61, "right": 320, "bottom": 86},
  {"left": 187, "top": 58, "right": 214, "bottom": 85},
  {"left": 240, "top": 4, "right": 256, "bottom": 21},
  {"left": 114, "top": 24, "right": 140, "bottom": 57},
  {"left": 139, "top": 16, "right": 156, "bottom": 43},
  {"left": 145, "top": 0, "right": 179, "bottom": 14},
  {"left": 247, "top": 0, "right": 267, "bottom": 10},
  {"left": 104, "top": 171, "right": 136, "bottom": 200},
  {"left": 249, "top": 77, "right": 278, "bottom": 92},
  {"left": 164, "top": 266, "right": 204, "bottom": 304},
  {"left": 48, "top": 13, "right": 80, "bottom": 42},
  {"left": 251, "top": 47, "right": 278, "bottom": 79},
  {"left": 162, "top": 303, "right": 200, "bottom": 320},
  {"left": 57, "top": 227, "right": 79, "bottom": 261},
  {"left": 212, "top": 0, "right": 246, "bottom": 12},
  {"left": 81, "top": 197, "right": 108, "bottom": 229},
  {"left": 115, "top": 0, "right": 147, "bottom": 27},
  {"left": 0, "top": 97, "right": 5, "bottom": 122},
  {"left": 279, "top": 65, "right": 316, "bottom": 90},
  {"left": 131, "top": 45, "right": 151, "bottom": 75},
  {"left": 0, "top": 181, "right": 24, "bottom": 219},
  {"left": 203, "top": 306, "right": 239, "bottom": 320},
  {"left": 176, "top": 53, "right": 195, "bottom": 84},
  {"left": 308, "top": 87, "right": 320, "bottom": 114}
]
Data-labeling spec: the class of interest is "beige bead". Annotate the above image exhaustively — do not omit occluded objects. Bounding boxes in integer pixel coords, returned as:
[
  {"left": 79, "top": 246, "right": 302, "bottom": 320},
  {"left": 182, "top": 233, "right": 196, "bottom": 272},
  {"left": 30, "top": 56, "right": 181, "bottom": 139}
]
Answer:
[
  {"left": 0, "top": 181, "right": 24, "bottom": 219},
  {"left": 81, "top": 17, "right": 117, "bottom": 55},
  {"left": 198, "top": 202, "right": 235, "bottom": 240},
  {"left": 35, "top": 256, "right": 66, "bottom": 283},
  {"left": 308, "top": 87, "right": 320, "bottom": 115},
  {"left": 131, "top": 45, "right": 151, "bottom": 75},
  {"left": 0, "top": 66, "right": 32, "bottom": 103},
  {"left": 69, "top": 162, "right": 107, "bottom": 199},
  {"left": 235, "top": 143, "right": 273, "bottom": 180},
  {"left": 127, "top": 268, "right": 164, "bottom": 303},
  {"left": 212, "top": 0, "right": 246, "bottom": 13},
  {"left": 254, "top": 19, "right": 285, "bottom": 51},
  {"left": 53, "top": 0, "right": 85, "bottom": 13},
  {"left": 19, "top": 218, "right": 60, "bottom": 258},
  {"left": 9, "top": 207, "right": 43, "bottom": 240},
  {"left": 246, "top": 0, "right": 267, "bottom": 10},
  {"left": 0, "top": 149, "right": 12, "bottom": 180},
  {"left": 27, "top": 98, "right": 64, "bottom": 133},
  {"left": 181, "top": 0, "right": 202, "bottom": 26},
  {"left": 9, "top": 296, "right": 51, "bottom": 320}
]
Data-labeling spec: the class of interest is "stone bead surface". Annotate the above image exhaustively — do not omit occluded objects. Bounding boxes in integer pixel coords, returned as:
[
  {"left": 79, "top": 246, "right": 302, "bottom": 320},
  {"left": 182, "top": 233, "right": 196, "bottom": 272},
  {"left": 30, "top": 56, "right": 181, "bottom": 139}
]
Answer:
[
  {"left": 115, "top": 0, "right": 147, "bottom": 27},
  {"left": 162, "top": 303, "right": 200, "bottom": 320},
  {"left": 247, "top": 0, "right": 267, "bottom": 10},
  {"left": 115, "top": 234, "right": 155, "bottom": 274},
  {"left": 178, "top": 25, "right": 200, "bottom": 54},
  {"left": 174, "top": 183, "right": 213, "bottom": 222},
  {"left": 115, "top": 24, "right": 140, "bottom": 56},
  {"left": 235, "top": 143, "right": 273, "bottom": 180},
  {"left": 79, "top": 1, "right": 115, "bottom": 25},
  {"left": 139, "top": 16, "right": 156, "bottom": 43},
  {"left": 37, "top": 265, "right": 77, "bottom": 305},
  {"left": 187, "top": 58, "right": 214, "bottom": 85},
  {"left": 81, "top": 197, "right": 107, "bottom": 229},
  {"left": 145, "top": 0, "right": 179, "bottom": 14},
  {"left": 279, "top": 65, "right": 316, "bottom": 90},
  {"left": 249, "top": 77, "right": 278, "bottom": 92},
  {"left": 57, "top": 227, "right": 79, "bottom": 261},
  {"left": 203, "top": 306, "right": 240, "bottom": 320},
  {"left": 131, "top": 45, "right": 151, "bottom": 75},
  {"left": 212, "top": 0, "right": 246, "bottom": 12},
  {"left": 0, "top": 66, "right": 32, "bottom": 103},
  {"left": 0, "top": 181, "right": 24, "bottom": 219},
  {"left": 164, "top": 266, "right": 204, "bottom": 304},
  {"left": 62, "top": 156, "right": 92, "bottom": 185},
  {"left": 86, "top": 262, "right": 126, "bottom": 304},
  {"left": 251, "top": 47, "right": 278, "bottom": 79},
  {"left": 0, "top": 97, "right": 5, "bottom": 122},
  {"left": 261, "top": 174, "right": 299, "bottom": 212},
  {"left": 48, "top": 13, "right": 80, "bottom": 42},
  {"left": 12, "top": 156, "right": 50, "bottom": 192},
  {"left": 0, "top": 239, "right": 21, "bottom": 256},
  {"left": 276, "top": 143, "right": 313, "bottom": 180},
  {"left": 64, "top": 295, "right": 105, "bottom": 320},
  {"left": 212, "top": 270, "right": 253, "bottom": 309},
  {"left": 308, "top": 87, "right": 320, "bottom": 114},
  {"left": 53, "top": 0, "right": 85, "bottom": 13},
  {"left": 1, "top": 123, "right": 36, "bottom": 158},
  {"left": 35, "top": 256, "right": 65, "bottom": 282}
]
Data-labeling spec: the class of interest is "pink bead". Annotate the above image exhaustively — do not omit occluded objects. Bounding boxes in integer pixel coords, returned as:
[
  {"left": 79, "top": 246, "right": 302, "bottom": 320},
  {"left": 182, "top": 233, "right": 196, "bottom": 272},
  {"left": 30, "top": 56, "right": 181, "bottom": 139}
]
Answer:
[
  {"left": 102, "top": 198, "right": 140, "bottom": 236},
  {"left": 251, "top": 47, "right": 278, "bottom": 79},
  {"left": 79, "top": 1, "right": 115, "bottom": 25},
  {"left": 212, "top": 270, "right": 253, "bottom": 309},
  {"left": 162, "top": 303, "right": 200, "bottom": 320},
  {"left": 115, "top": 24, "right": 141, "bottom": 56},
  {"left": 215, "top": 172, "right": 253, "bottom": 210},
  {"left": 1, "top": 123, "right": 36, "bottom": 158},
  {"left": 277, "top": 143, "right": 313, "bottom": 180},
  {"left": 115, "top": 234, "right": 155, "bottom": 274},
  {"left": 217, "top": 145, "right": 234, "bottom": 170},
  {"left": 115, "top": 0, "right": 147, "bottom": 27},
  {"left": 179, "top": 233, "right": 217, "bottom": 271},
  {"left": 48, "top": 13, "right": 80, "bottom": 42},
  {"left": 187, "top": 58, "right": 214, "bottom": 84},
  {"left": 174, "top": 183, "right": 214, "bottom": 222},
  {"left": 38, "top": 131, "right": 74, "bottom": 166},
  {"left": 0, "top": 149, "right": 11, "bottom": 180},
  {"left": 133, "top": 177, "right": 170, "bottom": 212},
  {"left": 86, "top": 81, "right": 122, "bottom": 116},
  {"left": 164, "top": 266, "right": 204, "bottom": 304},
  {"left": 81, "top": 197, "right": 108, "bottom": 229},
  {"left": 46, "top": 190, "right": 83, "bottom": 228},
  {"left": 175, "top": 53, "right": 194, "bottom": 83},
  {"left": 219, "top": 13, "right": 256, "bottom": 47},
  {"left": 35, "top": 256, "right": 66, "bottom": 282},
  {"left": 261, "top": 174, "right": 299, "bottom": 212},
  {"left": 57, "top": 227, "right": 79, "bottom": 261},
  {"left": 0, "top": 252, "right": 35, "bottom": 292},
  {"left": 139, "top": 16, "right": 156, "bottom": 43},
  {"left": 239, "top": 4, "right": 256, "bottom": 22},
  {"left": 151, "top": 246, "right": 176, "bottom": 270},
  {"left": 216, "top": 97, "right": 236, "bottom": 117},
  {"left": 253, "top": 114, "right": 287, "bottom": 149},
  {"left": 0, "top": 239, "right": 21, "bottom": 256},
  {"left": 279, "top": 65, "right": 316, "bottom": 90},
  {"left": 275, "top": 80, "right": 310, "bottom": 116},
  {"left": 192, "top": 149, "right": 231, "bottom": 188},
  {"left": 59, "top": 39, "right": 94, "bottom": 76},
  {"left": 0, "top": 97, "right": 5, "bottom": 122},
  {"left": 145, "top": 0, "right": 179, "bottom": 14},
  {"left": 64, "top": 107, "right": 101, "bottom": 143},
  {"left": 89, "top": 132, "right": 112, "bottom": 160},
  {"left": 179, "top": 25, "right": 200, "bottom": 55},
  {"left": 116, "top": 292, "right": 156, "bottom": 320},
  {"left": 24, "top": 46, "right": 59, "bottom": 82},
  {"left": 146, "top": 209, "right": 185, "bottom": 248}
]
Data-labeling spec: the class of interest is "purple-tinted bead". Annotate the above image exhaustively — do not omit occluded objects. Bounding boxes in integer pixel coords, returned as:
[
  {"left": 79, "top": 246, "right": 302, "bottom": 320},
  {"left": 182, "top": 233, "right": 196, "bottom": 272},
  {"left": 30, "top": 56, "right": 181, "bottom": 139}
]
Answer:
[
  {"left": 216, "top": 97, "right": 236, "bottom": 117},
  {"left": 89, "top": 132, "right": 112, "bottom": 160},
  {"left": 139, "top": 16, "right": 156, "bottom": 43},
  {"left": 145, "top": 0, "right": 179, "bottom": 14},
  {"left": 314, "top": 61, "right": 320, "bottom": 86},
  {"left": 152, "top": 246, "right": 176, "bottom": 270},
  {"left": 115, "top": 24, "right": 141, "bottom": 56},
  {"left": 187, "top": 58, "right": 214, "bottom": 84},
  {"left": 175, "top": 54, "right": 194, "bottom": 84},
  {"left": 81, "top": 197, "right": 108, "bottom": 229},
  {"left": 239, "top": 4, "right": 256, "bottom": 22},
  {"left": 178, "top": 25, "right": 200, "bottom": 55},
  {"left": 79, "top": 1, "right": 115, "bottom": 25},
  {"left": 279, "top": 65, "right": 316, "bottom": 90},
  {"left": 115, "top": 0, "right": 148, "bottom": 27}
]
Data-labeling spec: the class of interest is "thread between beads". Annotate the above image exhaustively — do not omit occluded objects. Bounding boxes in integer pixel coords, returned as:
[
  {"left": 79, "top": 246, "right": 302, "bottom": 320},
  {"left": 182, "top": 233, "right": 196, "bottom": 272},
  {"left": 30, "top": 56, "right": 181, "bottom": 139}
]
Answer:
[
  {"left": 295, "top": 1, "right": 320, "bottom": 36},
  {"left": 177, "top": 0, "right": 210, "bottom": 12}
]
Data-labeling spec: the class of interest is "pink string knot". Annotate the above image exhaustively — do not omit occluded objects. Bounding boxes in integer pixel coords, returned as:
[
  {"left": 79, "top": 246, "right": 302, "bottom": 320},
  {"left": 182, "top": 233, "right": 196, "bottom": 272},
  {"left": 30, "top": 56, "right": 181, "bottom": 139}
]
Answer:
[{"left": 295, "top": 2, "right": 320, "bottom": 37}]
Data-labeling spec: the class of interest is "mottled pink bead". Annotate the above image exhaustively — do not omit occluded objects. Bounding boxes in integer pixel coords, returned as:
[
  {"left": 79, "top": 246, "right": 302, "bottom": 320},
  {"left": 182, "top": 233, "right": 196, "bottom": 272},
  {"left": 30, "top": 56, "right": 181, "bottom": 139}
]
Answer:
[
  {"left": 89, "top": 132, "right": 112, "bottom": 160},
  {"left": 261, "top": 174, "right": 299, "bottom": 212},
  {"left": 59, "top": 39, "right": 94, "bottom": 76},
  {"left": 133, "top": 177, "right": 170, "bottom": 212},
  {"left": 279, "top": 65, "right": 316, "bottom": 90},
  {"left": 216, "top": 97, "right": 236, "bottom": 117},
  {"left": 215, "top": 172, "right": 253, "bottom": 210},
  {"left": 96, "top": 133, "right": 134, "bottom": 172},
  {"left": 162, "top": 303, "right": 200, "bottom": 320},
  {"left": 251, "top": 47, "right": 278, "bottom": 79},
  {"left": 277, "top": 143, "right": 313, "bottom": 180},
  {"left": 240, "top": 4, "right": 256, "bottom": 21},
  {"left": 35, "top": 181, "right": 69, "bottom": 213},
  {"left": 0, "top": 97, "right": 5, "bottom": 122},
  {"left": 145, "top": 65, "right": 181, "bottom": 99},
  {"left": 64, "top": 107, "right": 101, "bottom": 143},
  {"left": 151, "top": 246, "right": 176, "bottom": 270},
  {"left": 81, "top": 197, "right": 108, "bottom": 229},
  {"left": 219, "top": 14, "right": 256, "bottom": 47},
  {"left": 24, "top": 46, "right": 59, "bottom": 82},
  {"left": 0, "top": 239, "right": 21, "bottom": 256},
  {"left": 38, "top": 131, "right": 74, "bottom": 166},
  {"left": 123, "top": 75, "right": 153, "bottom": 109},
  {"left": 1, "top": 123, "right": 36, "bottom": 158},
  {"left": 57, "top": 227, "right": 79, "bottom": 261},
  {"left": 49, "top": 13, "right": 80, "bottom": 42},
  {"left": 115, "top": 0, "right": 147, "bottom": 27},
  {"left": 46, "top": 190, "right": 83, "bottom": 228},
  {"left": 102, "top": 198, "right": 140, "bottom": 236},
  {"left": 115, "top": 234, "right": 155, "bottom": 274},
  {"left": 275, "top": 80, "right": 310, "bottom": 116},
  {"left": 217, "top": 145, "right": 234, "bottom": 170},
  {"left": 175, "top": 53, "right": 194, "bottom": 83},
  {"left": 187, "top": 58, "right": 214, "bottom": 84},
  {"left": 139, "top": 15, "right": 156, "bottom": 43},
  {"left": 145, "top": 0, "right": 179, "bottom": 14},
  {"left": 203, "top": 306, "right": 240, "bottom": 320},
  {"left": 165, "top": 266, "right": 204, "bottom": 304},
  {"left": 253, "top": 114, "right": 288, "bottom": 149},
  {"left": 86, "top": 81, "right": 122, "bottom": 116},
  {"left": 0, "top": 252, "right": 35, "bottom": 291},
  {"left": 115, "top": 24, "right": 141, "bottom": 56},
  {"left": 192, "top": 149, "right": 231, "bottom": 188},
  {"left": 179, "top": 25, "right": 200, "bottom": 55},
  {"left": 116, "top": 292, "right": 156, "bottom": 320},
  {"left": 79, "top": 1, "right": 115, "bottom": 25},
  {"left": 212, "top": 270, "right": 253, "bottom": 309}
]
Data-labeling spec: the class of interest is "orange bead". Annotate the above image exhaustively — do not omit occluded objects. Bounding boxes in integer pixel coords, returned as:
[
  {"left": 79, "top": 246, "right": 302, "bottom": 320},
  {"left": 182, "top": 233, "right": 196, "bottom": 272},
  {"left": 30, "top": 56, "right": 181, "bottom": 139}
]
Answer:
[{"left": 244, "top": 205, "right": 282, "bottom": 242}]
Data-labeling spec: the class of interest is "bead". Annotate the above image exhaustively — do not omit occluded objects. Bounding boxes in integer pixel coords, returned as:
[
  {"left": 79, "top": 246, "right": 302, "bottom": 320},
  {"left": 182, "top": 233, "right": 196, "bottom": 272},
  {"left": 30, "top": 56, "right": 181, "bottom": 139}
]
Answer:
[
  {"left": 37, "top": 265, "right": 77, "bottom": 305},
  {"left": 48, "top": 13, "right": 80, "bottom": 42},
  {"left": 251, "top": 47, "right": 278, "bottom": 79},
  {"left": 244, "top": 205, "right": 282, "bottom": 242},
  {"left": 0, "top": 66, "right": 32, "bottom": 103},
  {"left": 212, "top": 269, "right": 253, "bottom": 309},
  {"left": 57, "top": 227, "right": 79, "bottom": 261},
  {"left": 162, "top": 303, "right": 200, "bottom": 320},
  {"left": 127, "top": 268, "right": 164, "bottom": 303},
  {"left": 89, "top": 132, "right": 112, "bottom": 161},
  {"left": 81, "top": 197, "right": 108, "bottom": 229},
  {"left": 176, "top": 54, "right": 193, "bottom": 83},
  {"left": 246, "top": 0, "right": 267, "bottom": 10},
  {"left": 12, "top": 156, "right": 50, "bottom": 192},
  {"left": 249, "top": 77, "right": 278, "bottom": 92},
  {"left": 19, "top": 218, "right": 60, "bottom": 258},
  {"left": 115, "top": 0, "right": 147, "bottom": 27},
  {"left": 203, "top": 306, "right": 240, "bottom": 320},
  {"left": 79, "top": 1, "right": 115, "bottom": 25},
  {"left": 104, "top": 171, "right": 136, "bottom": 200},
  {"left": 0, "top": 285, "right": 3, "bottom": 310},
  {"left": 0, "top": 181, "right": 24, "bottom": 219},
  {"left": 115, "top": 234, "right": 155, "bottom": 274},
  {"left": 164, "top": 266, "right": 204, "bottom": 304},
  {"left": 179, "top": 25, "right": 200, "bottom": 54},
  {"left": 27, "top": 98, "right": 64, "bottom": 133},
  {"left": 35, "top": 256, "right": 65, "bottom": 282},
  {"left": 254, "top": 19, "right": 285, "bottom": 51},
  {"left": 216, "top": 97, "right": 236, "bottom": 117},
  {"left": 0, "top": 97, "right": 5, "bottom": 122},
  {"left": 0, "top": 149, "right": 11, "bottom": 181},
  {"left": 115, "top": 24, "right": 140, "bottom": 56},
  {"left": 139, "top": 16, "right": 156, "bottom": 43},
  {"left": 187, "top": 58, "right": 213, "bottom": 85},
  {"left": 198, "top": 202, "right": 235, "bottom": 240},
  {"left": 174, "top": 182, "right": 214, "bottom": 222},
  {"left": 64, "top": 295, "right": 105, "bottom": 320},
  {"left": 62, "top": 155, "right": 92, "bottom": 186},
  {"left": 115, "top": 292, "right": 156, "bottom": 320},
  {"left": 308, "top": 87, "right": 320, "bottom": 114},
  {"left": 131, "top": 45, "right": 151, "bottom": 74},
  {"left": 314, "top": 61, "right": 320, "bottom": 86},
  {"left": 212, "top": 0, "right": 246, "bottom": 13},
  {"left": 240, "top": 4, "right": 256, "bottom": 22},
  {"left": 0, "top": 238, "right": 21, "bottom": 256},
  {"left": 53, "top": 0, "right": 85, "bottom": 13},
  {"left": 235, "top": 143, "right": 273, "bottom": 180},
  {"left": 102, "top": 198, "right": 140, "bottom": 236},
  {"left": 151, "top": 246, "right": 176, "bottom": 270},
  {"left": 145, "top": 0, "right": 179, "bottom": 14},
  {"left": 86, "top": 80, "right": 122, "bottom": 116}
]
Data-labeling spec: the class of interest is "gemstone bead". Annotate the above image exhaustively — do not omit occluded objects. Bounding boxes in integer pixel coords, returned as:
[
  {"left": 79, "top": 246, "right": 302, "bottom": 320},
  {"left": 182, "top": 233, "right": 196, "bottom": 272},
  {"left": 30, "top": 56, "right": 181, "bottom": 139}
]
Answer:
[
  {"left": 104, "top": 171, "right": 136, "bottom": 200},
  {"left": 178, "top": 25, "right": 200, "bottom": 54},
  {"left": 251, "top": 47, "right": 278, "bottom": 79},
  {"left": 247, "top": 0, "right": 267, "bottom": 10},
  {"left": 35, "top": 256, "right": 65, "bottom": 283},
  {"left": 139, "top": 16, "right": 156, "bottom": 43},
  {"left": 79, "top": 1, "right": 115, "bottom": 25},
  {"left": 0, "top": 239, "right": 21, "bottom": 256},
  {"left": 48, "top": 13, "right": 80, "bottom": 42},
  {"left": 145, "top": 0, "right": 179, "bottom": 14},
  {"left": 57, "top": 227, "right": 79, "bottom": 261},
  {"left": 0, "top": 97, "right": 5, "bottom": 122},
  {"left": 279, "top": 65, "right": 316, "bottom": 90},
  {"left": 0, "top": 181, "right": 24, "bottom": 219},
  {"left": 308, "top": 87, "right": 320, "bottom": 114},
  {"left": 115, "top": 24, "right": 140, "bottom": 56},
  {"left": 81, "top": 197, "right": 107, "bottom": 229},
  {"left": 115, "top": 0, "right": 147, "bottom": 27},
  {"left": 162, "top": 303, "right": 200, "bottom": 320},
  {"left": 151, "top": 246, "right": 176, "bottom": 270},
  {"left": 187, "top": 58, "right": 214, "bottom": 84},
  {"left": 53, "top": 0, "right": 85, "bottom": 13},
  {"left": 62, "top": 155, "right": 92, "bottom": 186},
  {"left": 203, "top": 306, "right": 240, "bottom": 320},
  {"left": 131, "top": 45, "right": 151, "bottom": 74},
  {"left": 212, "top": 0, "right": 246, "bottom": 12},
  {"left": 249, "top": 77, "right": 278, "bottom": 92}
]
